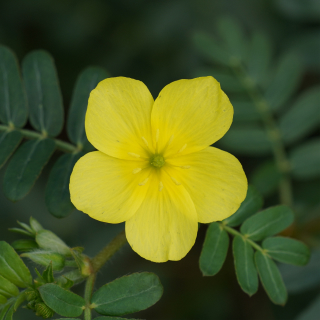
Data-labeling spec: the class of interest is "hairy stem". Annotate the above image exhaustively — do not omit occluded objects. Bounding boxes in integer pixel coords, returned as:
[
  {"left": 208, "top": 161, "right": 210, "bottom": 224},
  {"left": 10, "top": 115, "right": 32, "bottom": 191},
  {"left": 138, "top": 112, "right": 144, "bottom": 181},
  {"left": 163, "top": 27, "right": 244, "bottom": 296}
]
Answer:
[
  {"left": 84, "top": 273, "right": 96, "bottom": 320},
  {"left": 232, "top": 64, "right": 293, "bottom": 207},
  {"left": 91, "top": 230, "right": 127, "bottom": 273},
  {"left": 0, "top": 124, "right": 80, "bottom": 153},
  {"left": 221, "top": 223, "right": 266, "bottom": 254}
]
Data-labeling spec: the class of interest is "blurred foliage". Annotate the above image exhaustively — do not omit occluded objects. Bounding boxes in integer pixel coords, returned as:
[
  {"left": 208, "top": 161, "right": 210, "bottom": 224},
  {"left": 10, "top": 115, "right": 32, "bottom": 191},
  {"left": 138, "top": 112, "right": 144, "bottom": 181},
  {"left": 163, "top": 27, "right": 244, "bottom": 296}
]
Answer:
[{"left": 0, "top": 0, "right": 320, "bottom": 319}]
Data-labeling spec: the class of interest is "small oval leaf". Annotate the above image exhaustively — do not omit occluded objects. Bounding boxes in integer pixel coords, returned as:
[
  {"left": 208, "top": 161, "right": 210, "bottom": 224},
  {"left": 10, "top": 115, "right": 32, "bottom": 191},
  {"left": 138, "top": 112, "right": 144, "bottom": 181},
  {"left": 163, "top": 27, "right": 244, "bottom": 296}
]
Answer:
[
  {"left": 11, "top": 239, "right": 38, "bottom": 252},
  {"left": 0, "top": 131, "right": 22, "bottom": 169},
  {"left": 279, "top": 85, "right": 320, "bottom": 144},
  {"left": 265, "top": 51, "right": 303, "bottom": 112},
  {"left": 22, "top": 50, "right": 64, "bottom": 137},
  {"left": 224, "top": 185, "right": 263, "bottom": 227},
  {"left": 255, "top": 251, "right": 287, "bottom": 305},
  {"left": 21, "top": 250, "right": 65, "bottom": 271},
  {"left": 92, "top": 272, "right": 163, "bottom": 316},
  {"left": 0, "top": 275, "right": 19, "bottom": 298},
  {"left": 36, "top": 230, "right": 70, "bottom": 256},
  {"left": 0, "top": 45, "right": 28, "bottom": 127},
  {"left": 289, "top": 138, "right": 320, "bottom": 180},
  {"left": 240, "top": 205, "right": 294, "bottom": 241},
  {"left": 38, "top": 283, "right": 85, "bottom": 317},
  {"left": 67, "top": 67, "right": 108, "bottom": 148},
  {"left": 45, "top": 152, "right": 84, "bottom": 218},
  {"left": 3, "top": 138, "right": 55, "bottom": 201},
  {"left": 217, "top": 126, "right": 272, "bottom": 156},
  {"left": 199, "top": 222, "right": 229, "bottom": 276},
  {"left": 262, "top": 237, "right": 310, "bottom": 266},
  {"left": 232, "top": 236, "right": 258, "bottom": 296},
  {"left": 0, "top": 241, "right": 32, "bottom": 287}
]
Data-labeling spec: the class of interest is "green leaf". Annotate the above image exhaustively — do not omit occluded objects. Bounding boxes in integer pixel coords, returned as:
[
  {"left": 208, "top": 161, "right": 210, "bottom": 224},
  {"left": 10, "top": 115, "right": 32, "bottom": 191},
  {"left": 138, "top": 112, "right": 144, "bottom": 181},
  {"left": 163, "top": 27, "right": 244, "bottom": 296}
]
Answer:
[
  {"left": 42, "top": 262, "right": 54, "bottom": 283},
  {"left": 0, "top": 304, "right": 11, "bottom": 320},
  {"left": 0, "top": 295, "right": 6, "bottom": 305},
  {"left": 250, "top": 161, "right": 281, "bottom": 196},
  {"left": 0, "top": 45, "right": 28, "bottom": 127},
  {"left": 224, "top": 185, "right": 263, "bottom": 227},
  {"left": 289, "top": 138, "right": 320, "bottom": 180},
  {"left": 36, "top": 230, "right": 70, "bottom": 255},
  {"left": 217, "top": 126, "right": 272, "bottom": 156},
  {"left": 13, "top": 292, "right": 26, "bottom": 311},
  {"left": 22, "top": 50, "right": 63, "bottom": 137},
  {"left": 195, "top": 68, "right": 244, "bottom": 93},
  {"left": 3, "top": 139, "right": 55, "bottom": 201},
  {"left": 232, "top": 236, "right": 258, "bottom": 296},
  {"left": 279, "top": 86, "right": 320, "bottom": 144},
  {"left": 29, "top": 217, "right": 44, "bottom": 233},
  {"left": 255, "top": 251, "right": 287, "bottom": 305},
  {"left": 92, "top": 272, "right": 163, "bottom": 316},
  {"left": 216, "top": 16, "right": 247, "bottom": 62},
  {"left": 0, "top": 275, "right": 19, "bottom": 298},
  {"left": 265, "top": 51, "right": 303, "bottom": 111},
  {"left": 56, "top": 319, "right": 81, "bottom": 320},
  {"left": 45, "top": 152, "right": 83, "bottom": 218},
  {"left": 67, "top": 67, "right": 108, "bottom": 148},
  {"left": 192, "top": 32, "right": 230, "bottom": 66},
  {"left": 21, "top": 250, "right": 65, "bottom": 271},
  {"left": 94, "top": 317, "right": 142, "bottom": 320},
  {"left": 262, "top": 237, "right": 310, "bottom": 266},
  {"left": 8, "top": 228, "right": 33, "bottom": 237},
  {"left": 240, "top": 205, "right": 294, "bottom": 241},
  {"left": 279, "top": 250, "right": 320, "bottom": 293},
  {"left": 16, "top": 221, "right": 34, "bottom": 235},
  {"left": 232, "top": 100, "right": 260, "bottom": 122},
  {"left": 11, "top": 239, "right": 38, "bottom": 252},
  {"left": 199, "top": 222, "right": 229, "bottom": 276},
  {"left": 38, "top": 283, "right": 85, "bottom": 317},
  {"left": 0, "top": 241, "right": 32, "bottom": 287},
  {"left": 246, "top": 32, "right": 272, "bottom": 87},
  {"left": 296, "top": 294, "right": 320, "bottom": 320},
  {"left": 0, "top": 131, "right": 22, "bottom": 169},
  {"left": 3, "top": 305, "right": 13, "bottom": 320}
]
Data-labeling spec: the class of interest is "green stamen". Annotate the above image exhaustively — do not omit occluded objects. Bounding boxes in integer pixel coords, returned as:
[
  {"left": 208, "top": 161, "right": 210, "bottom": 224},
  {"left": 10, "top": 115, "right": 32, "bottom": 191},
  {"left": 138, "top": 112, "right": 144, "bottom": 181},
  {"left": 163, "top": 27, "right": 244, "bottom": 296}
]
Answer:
[{"left": 151, "top": 154, "right": 165, "bottom": 168}]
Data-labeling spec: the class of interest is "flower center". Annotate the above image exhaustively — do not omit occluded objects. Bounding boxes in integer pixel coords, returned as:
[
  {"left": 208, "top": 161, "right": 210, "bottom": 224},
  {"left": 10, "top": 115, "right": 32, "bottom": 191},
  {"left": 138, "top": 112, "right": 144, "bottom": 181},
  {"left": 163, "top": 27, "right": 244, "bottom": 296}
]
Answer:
[{"left": 150, "top": 154, "right": 165, "bottom": 168}]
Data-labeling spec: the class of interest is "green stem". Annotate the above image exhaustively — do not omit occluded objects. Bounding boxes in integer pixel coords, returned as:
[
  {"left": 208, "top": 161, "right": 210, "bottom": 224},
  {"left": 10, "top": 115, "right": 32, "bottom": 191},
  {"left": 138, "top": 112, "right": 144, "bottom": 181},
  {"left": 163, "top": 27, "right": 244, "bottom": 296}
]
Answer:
[
  {"left": 232, "top": 64, "right": 293, "bottom": 207},
  {"left": 221, "top": 223, "right": 265, "bottom": 253},
  {"left": 84, "top": 273, "right": 96, "bottom": 320},
  {"left": 91, "top": 230, "right": 127, "bottom": 273},
  {"left": 0, "top": 124, "right": 80, "bottom": 153}
]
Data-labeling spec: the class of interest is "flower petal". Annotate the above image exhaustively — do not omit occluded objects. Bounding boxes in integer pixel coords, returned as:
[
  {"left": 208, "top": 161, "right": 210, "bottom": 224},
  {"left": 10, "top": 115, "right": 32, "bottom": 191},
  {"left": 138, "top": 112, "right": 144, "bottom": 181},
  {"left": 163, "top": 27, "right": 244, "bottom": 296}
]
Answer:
[
  {"left": 166, "top": 147, "right": 247, "bottom": 223},
  {"left": 126, "top": 171, "right": 198, "bottom": 262},
  {"left": 86, "top": 77, "right": 154, "bottom": 160},
  {"left": 70, "top": 151, "right": 150, "bottom": 223},
  {"left": 151, "top": 77, "right": 233, "bottom": 158}
]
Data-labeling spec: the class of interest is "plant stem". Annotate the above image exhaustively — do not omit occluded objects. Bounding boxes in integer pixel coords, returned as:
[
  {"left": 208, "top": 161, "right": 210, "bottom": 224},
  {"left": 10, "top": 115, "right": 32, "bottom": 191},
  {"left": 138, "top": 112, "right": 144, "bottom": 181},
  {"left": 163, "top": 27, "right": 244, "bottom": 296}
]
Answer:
[
  {"left": 91, "top": 230, "right": 127, "bottom": 273},
  {"left": 221, "top": 223, "right": 265, "bottom": 253},
  {"left": 0, "top": 124, "right": 80, "bottom": 153},
  {"left": 84, "top": 273, "right": 96, "bottom": 320},
  {"left": 232, "top": 64, "right": 293, "bottom": 207}
]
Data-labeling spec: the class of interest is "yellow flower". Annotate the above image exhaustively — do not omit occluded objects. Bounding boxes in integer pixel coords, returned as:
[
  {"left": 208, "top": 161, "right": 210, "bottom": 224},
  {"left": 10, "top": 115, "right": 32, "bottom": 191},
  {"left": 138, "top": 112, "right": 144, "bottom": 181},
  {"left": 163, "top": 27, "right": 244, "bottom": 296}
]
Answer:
[{"left": 69, "top": 76, "right": 247, "bottom": 262}]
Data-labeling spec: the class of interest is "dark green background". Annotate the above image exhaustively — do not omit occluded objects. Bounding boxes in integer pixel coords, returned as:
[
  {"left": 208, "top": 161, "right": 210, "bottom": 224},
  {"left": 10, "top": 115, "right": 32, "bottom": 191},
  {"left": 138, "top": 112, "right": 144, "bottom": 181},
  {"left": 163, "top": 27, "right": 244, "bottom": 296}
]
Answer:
[{"left": 0, "top": 0, "right": 320, "bottom": 319}]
